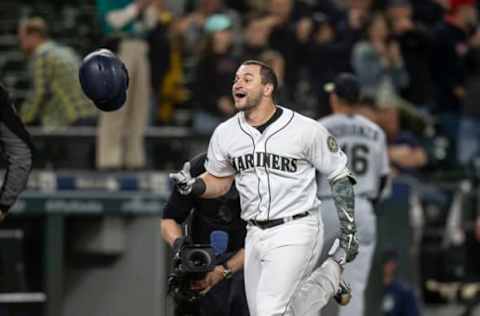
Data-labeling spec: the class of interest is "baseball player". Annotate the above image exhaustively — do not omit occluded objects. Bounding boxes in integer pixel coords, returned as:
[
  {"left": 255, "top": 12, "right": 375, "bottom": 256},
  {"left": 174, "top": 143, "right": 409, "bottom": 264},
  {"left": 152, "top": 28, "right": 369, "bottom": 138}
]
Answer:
[
  {"left": 317, "top": 73, "right": 390, "bottom": 316},
  {"left": 170, "top": 60, "right": 359, "bottom": 316}
]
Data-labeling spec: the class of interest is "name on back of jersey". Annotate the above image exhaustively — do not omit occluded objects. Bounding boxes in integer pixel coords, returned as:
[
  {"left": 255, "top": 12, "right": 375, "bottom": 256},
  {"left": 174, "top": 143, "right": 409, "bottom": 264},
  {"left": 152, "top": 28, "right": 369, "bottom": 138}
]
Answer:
[{"left": 329, "top": 124, "right": 380, "bottom": 141}]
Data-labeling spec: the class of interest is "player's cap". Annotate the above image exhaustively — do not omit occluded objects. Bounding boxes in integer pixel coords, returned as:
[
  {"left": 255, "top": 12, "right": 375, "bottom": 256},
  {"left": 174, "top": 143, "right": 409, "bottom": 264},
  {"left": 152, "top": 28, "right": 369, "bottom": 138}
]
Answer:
[{"left": 324, "top": 73, "right": 360, "bottom": 104}]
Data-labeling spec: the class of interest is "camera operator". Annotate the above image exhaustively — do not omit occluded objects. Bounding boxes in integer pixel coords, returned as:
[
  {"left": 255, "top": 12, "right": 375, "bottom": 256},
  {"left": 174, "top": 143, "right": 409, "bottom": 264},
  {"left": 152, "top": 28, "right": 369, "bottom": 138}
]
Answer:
[{"left": 161, "top": 152, "right": 249, "bottom": 316}]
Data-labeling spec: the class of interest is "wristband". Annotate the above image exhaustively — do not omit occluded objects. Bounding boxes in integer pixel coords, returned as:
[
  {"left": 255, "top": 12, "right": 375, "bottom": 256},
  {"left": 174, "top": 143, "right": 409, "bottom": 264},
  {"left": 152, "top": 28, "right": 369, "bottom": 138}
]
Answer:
[{"left": 191, "top": 177, "right": 206, "bottom": 196}]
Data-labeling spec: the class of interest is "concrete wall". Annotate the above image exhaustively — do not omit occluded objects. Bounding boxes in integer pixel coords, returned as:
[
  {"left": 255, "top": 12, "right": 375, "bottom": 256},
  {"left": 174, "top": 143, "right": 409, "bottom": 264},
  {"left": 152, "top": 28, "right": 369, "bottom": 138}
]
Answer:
[{"left": 62, "top": 217, "right": 170, "bottom": 316}]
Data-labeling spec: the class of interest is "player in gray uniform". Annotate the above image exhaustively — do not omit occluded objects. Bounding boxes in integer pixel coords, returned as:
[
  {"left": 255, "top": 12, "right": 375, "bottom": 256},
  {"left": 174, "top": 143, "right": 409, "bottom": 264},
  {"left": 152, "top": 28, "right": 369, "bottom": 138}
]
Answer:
[
  {"left": 170, "top": 60, "right": 359, "bottom": 316},
  {"left": 317, "top": 73, "right": 390, "bottom": 316}
]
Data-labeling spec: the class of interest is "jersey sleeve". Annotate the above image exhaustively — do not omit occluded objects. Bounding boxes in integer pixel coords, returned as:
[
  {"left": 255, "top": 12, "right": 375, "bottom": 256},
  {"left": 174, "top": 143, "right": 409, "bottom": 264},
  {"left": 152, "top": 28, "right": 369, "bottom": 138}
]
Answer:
[
  {"left": 307, "top": 123, "right": 348, "bottom": 180},
  {"left": 205, "top": 124, "right": 236, "bottom": 177}
]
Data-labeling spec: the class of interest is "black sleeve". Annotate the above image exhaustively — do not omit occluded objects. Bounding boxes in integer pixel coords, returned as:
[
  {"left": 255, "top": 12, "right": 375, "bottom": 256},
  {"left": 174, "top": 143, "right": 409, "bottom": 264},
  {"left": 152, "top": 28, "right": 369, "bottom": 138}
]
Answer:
[
  {"left": 162, "top": 152, "right": 207, "bottom": 223},
  {"left": 162, "top": 189, "right": 195, "bottom": 223},
  {"left": 0, "top": 85, "right": 34, "bottom": 212}
]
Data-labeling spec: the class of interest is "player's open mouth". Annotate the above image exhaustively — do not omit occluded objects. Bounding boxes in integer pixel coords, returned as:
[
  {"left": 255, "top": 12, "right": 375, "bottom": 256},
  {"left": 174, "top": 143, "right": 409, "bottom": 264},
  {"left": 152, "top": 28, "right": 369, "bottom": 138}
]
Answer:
[{"left": 235, "top": 92, "right": 247, "bottom": 99}]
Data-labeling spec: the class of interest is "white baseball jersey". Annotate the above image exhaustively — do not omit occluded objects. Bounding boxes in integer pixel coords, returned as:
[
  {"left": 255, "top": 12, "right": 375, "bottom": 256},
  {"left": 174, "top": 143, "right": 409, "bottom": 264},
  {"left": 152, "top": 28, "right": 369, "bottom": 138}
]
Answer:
[
  {"left": 317, "top": 114, "right": 389, "bottom": 199},
  {"left": 205, "top": 106, "right": 348, "bottom": 221}
]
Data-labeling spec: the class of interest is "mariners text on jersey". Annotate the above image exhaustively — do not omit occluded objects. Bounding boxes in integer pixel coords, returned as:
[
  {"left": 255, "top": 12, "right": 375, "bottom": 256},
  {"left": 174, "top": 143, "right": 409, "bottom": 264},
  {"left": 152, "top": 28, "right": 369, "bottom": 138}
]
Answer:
[{"left": 231, "top": 152, "right": 298, "bottom": 173}]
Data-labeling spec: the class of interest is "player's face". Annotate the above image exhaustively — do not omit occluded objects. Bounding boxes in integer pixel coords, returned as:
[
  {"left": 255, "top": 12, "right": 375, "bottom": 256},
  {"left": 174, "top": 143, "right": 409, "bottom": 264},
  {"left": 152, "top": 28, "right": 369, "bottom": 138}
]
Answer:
[{"left": 232, "top": 64, "right": 265, "bottom": 111}]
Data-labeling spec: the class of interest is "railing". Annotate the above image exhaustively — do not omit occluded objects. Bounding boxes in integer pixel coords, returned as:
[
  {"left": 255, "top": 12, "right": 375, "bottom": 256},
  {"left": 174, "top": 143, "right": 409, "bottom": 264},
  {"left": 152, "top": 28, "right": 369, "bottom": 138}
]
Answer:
[{"left": 26, "top": 126, "right": 205, "bottom": 140}]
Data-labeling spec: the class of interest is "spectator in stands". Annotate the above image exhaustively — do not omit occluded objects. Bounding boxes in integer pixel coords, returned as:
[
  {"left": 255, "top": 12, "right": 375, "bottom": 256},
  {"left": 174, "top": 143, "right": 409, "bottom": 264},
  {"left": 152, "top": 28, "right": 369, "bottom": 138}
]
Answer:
[
  {"left": 240, "top": 14, "right": 275, "bottom": 63},
  {"left": 306, "top": 12, "right": 359, "bottom": 117},
  {"left": 381, "top": 249, "right": 421, "bottom": 316},
  {"left": 430, "top": 0, "right": 477, "bottom": 163},
  {"left": 145, "top": 1, "right": 190, "bottom": 126},
  {"left": 146, "top": 0, "right": 173, "bottom": 124},
  {"left": 259, "top": 0, "right": 311, "bottom": 104},
  {"left": 175, "top": 0, "right": 241, "bottom": 63},
  {"left": 412, "top": 0, "right": 447, "bottom": 28},
  {"left": 191, "top": 14, "right": 240, "bottom": 134},
  {"left": 430, "top": 0, "right": 477, "bottom": 115},
  {"left": 386, "top": 0, "right": 435, "bottom": 112},
  {"left": 0, "top": 84, "right": 33, "bottom": 222},
  {"left": 352, "top": 11, "right": 409, "bottom": 101},
  {"left": 332, "top": 0, "right": 371, "bottom": 46},
  {"left": 17, "top": 17, "right": 97, "bottom": 168},
  {"left": 17, "top": 17, "right": 97, "bottom": 129},
  {"left": 456, "top": 15, "right": 480, "bottom": 165},
  {"left": 96, "top": 0, "right": 154, "bottom": 170}
]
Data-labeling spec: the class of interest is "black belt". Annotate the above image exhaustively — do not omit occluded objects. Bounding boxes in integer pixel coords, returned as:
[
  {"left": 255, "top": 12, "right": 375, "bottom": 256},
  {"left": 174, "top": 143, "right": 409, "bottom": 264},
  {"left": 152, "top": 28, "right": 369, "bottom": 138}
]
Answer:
[{"left": 247, "top": 212, "right": 310, "bottom": 230}]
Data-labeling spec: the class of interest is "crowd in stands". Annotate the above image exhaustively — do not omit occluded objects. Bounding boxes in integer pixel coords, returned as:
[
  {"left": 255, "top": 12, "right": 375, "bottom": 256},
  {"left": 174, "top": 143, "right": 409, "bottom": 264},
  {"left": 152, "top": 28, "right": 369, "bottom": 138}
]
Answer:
[
  {"left": 2, "top": 0, "right": 480, "bottom": 175},
  {"left": 0, "top": 0, "right": 474, "bottom": 175}
]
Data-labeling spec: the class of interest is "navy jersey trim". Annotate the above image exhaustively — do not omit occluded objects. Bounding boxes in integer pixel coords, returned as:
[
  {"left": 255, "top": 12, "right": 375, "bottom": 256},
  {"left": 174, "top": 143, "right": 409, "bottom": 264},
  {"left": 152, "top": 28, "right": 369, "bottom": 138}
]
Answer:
[
  {"left": 237, "top": 116, "right": 263, "bottom": 220},
  {"left": 263, "top": 111, "right": 295, "bottom": 220}
]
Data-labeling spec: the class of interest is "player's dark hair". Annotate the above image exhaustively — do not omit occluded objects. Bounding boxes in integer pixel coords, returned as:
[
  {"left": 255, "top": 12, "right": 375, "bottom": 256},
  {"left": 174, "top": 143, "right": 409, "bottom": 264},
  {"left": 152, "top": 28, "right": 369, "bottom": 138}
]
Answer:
[{"left": 241, "top": 60, "right": 278, "bottom": 98}]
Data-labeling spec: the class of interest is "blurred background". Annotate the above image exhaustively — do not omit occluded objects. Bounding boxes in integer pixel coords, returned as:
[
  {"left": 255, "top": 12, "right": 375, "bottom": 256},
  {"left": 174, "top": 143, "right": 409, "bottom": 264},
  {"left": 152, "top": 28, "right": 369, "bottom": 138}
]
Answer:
[{"left": 2, "top": 0, "right": 480, "bottom": 315}]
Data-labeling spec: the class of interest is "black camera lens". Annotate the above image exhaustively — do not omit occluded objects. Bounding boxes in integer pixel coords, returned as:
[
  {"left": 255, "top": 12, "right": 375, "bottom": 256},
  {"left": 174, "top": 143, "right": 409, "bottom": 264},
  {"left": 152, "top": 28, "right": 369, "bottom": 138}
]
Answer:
[
  {"left": 189, "top": 251, "right": 209, "bottom": 267},
  {"left": 178, "top": 245, "right": 215, "bottom": 273}
]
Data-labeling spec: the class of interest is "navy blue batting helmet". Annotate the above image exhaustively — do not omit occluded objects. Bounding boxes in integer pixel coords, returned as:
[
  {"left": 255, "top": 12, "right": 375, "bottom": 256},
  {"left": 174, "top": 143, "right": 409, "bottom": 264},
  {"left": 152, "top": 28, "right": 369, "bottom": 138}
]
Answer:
[{"left": 79, "top": 49, "right": 129, "bottom": 112}]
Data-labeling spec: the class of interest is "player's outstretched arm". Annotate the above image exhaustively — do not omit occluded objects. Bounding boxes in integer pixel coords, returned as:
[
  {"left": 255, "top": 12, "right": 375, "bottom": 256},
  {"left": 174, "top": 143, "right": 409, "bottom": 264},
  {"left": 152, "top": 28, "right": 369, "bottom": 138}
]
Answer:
[
  {"left": 169, "top": 162, "right": 233, "bottom": 198},
  {"left": 198, "top": 172, "right": 234, "bottom": 198},
  {"left": 329, "top": 172, "right": 359, "bottom": 264}
]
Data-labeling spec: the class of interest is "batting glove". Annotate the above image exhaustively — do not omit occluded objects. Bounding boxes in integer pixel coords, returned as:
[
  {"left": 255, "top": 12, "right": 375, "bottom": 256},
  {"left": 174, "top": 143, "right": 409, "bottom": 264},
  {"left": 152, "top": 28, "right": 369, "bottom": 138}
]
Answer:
[{"left": 169, "top": 162, "right": 196, "bottom": 195}]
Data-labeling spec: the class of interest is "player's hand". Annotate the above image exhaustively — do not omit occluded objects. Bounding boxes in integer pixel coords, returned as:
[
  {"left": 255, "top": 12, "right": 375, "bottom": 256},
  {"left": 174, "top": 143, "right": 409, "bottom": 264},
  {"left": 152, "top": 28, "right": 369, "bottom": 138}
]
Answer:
[
  {"left": 191, "top": 266, "right": 224, "bottom": 293},
  {"left": 169, "top": 162, "right": 195, "bottom": 195},
  {"left": 340, "top": 233, "right": 359, "bottom": 263}
]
